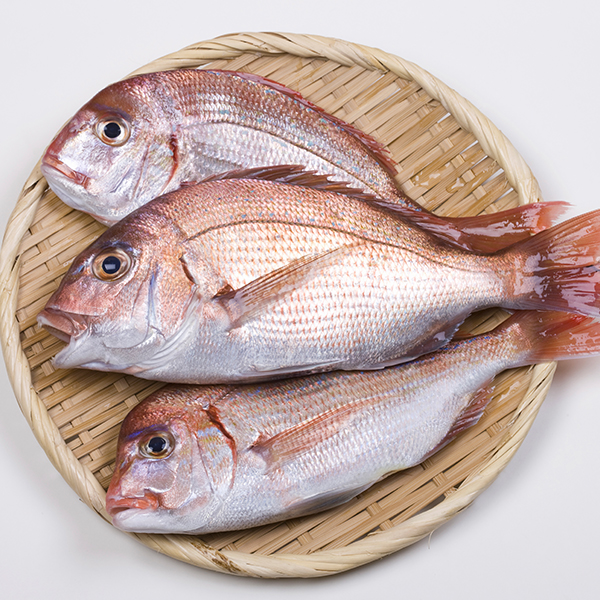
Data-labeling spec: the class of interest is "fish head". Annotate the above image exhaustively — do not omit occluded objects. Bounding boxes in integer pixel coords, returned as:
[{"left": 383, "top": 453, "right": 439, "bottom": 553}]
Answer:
[
  {"left": 106, "top": 386, "right": 234, "bottom": 534},
  {"left": 37, "top": 210, "right": 200, "bottom": 373},
  {"left": 41, "top": 75, "right": 179, "bottom": 225}
]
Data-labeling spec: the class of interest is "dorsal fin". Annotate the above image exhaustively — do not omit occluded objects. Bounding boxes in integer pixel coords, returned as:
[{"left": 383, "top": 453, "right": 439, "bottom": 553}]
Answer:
[
  {"left": 185, "top": 165, "right": 379, "bottom": 202},
  {"left": 209, "top": 69, "right": 399, "bottom": 177},
  {"left": 372, "top": 200, "right": 570, "bottom": 253}
]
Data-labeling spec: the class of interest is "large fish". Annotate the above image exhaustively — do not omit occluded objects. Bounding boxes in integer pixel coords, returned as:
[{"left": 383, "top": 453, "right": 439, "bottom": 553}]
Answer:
[
  {"left": 38, "top": 168, "right": 600, "bottom": 384},
  {"left": 105, "top": 310, "right": 600, "bottom": 534},
  {"left": 40, "top": 68, "right": 564, "bottom": 250}
]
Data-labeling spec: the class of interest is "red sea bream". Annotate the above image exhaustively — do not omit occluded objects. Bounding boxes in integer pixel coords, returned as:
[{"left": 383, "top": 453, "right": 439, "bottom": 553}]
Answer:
[
  {"left": 105, "top": 311, "right": 600, "bottom": 534},
  {"left": 40, "top": 68, "right": 564, "bottom": 251},
  {"left": 38, "top": 169, "right": 600, "bottom": 384}
]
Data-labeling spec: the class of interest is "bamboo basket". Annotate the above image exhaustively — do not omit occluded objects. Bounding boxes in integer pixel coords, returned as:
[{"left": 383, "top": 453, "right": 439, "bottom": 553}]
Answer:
[{"left": 0, "top": 32, "right": 555, "bottom": 578}]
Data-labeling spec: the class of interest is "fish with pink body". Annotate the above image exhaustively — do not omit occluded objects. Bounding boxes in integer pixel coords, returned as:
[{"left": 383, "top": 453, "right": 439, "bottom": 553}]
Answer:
[
  {"left": 40, "top": 68, "right": 565, "bottom": 250},
  {"left": 38, "top": 168, "right": 600, "bottom": 384},
  {"left": 105, "top": 310, "right": 600, "bottom": 534}
]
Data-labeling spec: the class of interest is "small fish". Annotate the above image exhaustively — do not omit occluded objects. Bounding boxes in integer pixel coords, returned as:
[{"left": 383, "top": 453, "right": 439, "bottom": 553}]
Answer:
[
  {"left": 40, "top": 68, "right": 564, "bottom": 250},
  {"left": 105, "top": 310, "right": 600, "bottom": 534},
  {"left": 37, "top": 168, "right": 600, "bottom": 384}
]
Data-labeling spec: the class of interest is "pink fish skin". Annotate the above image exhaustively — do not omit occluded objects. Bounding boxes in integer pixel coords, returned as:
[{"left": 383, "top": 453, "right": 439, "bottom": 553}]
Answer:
[
  {"left": 37, "top": 169, "right": 600, "bottom": 385},
  {"left": 105, "top": 310, "right": 600, "bottom": 534},
  {"left": 40, "top": 68, "right": 565, "bottom": 250}
]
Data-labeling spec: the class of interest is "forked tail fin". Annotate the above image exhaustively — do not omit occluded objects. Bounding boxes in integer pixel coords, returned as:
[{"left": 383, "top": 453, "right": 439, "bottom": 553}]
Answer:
[{"left": 504, "top": 209, "right": 600, "bottom": 317}]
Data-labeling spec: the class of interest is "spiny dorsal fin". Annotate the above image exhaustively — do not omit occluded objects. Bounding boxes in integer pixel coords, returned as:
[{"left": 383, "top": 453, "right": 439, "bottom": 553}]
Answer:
[{"left": 183, "top": 164, "right": 380, "bottom": 203}]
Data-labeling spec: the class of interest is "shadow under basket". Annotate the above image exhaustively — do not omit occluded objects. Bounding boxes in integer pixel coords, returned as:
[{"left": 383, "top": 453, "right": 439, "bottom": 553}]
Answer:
[{"left": 0, "top": 32, "right": 555, "bottom": 578}]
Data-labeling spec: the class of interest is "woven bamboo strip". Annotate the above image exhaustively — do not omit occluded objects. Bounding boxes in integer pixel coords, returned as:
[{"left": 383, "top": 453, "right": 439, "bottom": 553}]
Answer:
[{"left": 0, "top": 33, "right": 555, "bottom": 578}]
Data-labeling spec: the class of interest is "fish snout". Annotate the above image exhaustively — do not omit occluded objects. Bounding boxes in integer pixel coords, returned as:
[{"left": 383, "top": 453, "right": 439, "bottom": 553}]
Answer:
[
  {"left": 41, "top": 152, "right": 90, "bottom": 188},
  {"left": 37, "top": 308, "right": 88, "bottom": 343},
  {"left": 105, "top": 487, "right": 160, "bottom": 517}
]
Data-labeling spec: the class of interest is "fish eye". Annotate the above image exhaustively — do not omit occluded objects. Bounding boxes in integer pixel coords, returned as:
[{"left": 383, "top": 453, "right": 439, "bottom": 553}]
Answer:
[
  {"left": 92, "top": 248, "right": 132, "bottom": 281},
  {"left": 140, "top": 432, "right": 174, "bottom": 459},
  {"left": 95, "top": 117, "right": 131, "bottom": 146}
]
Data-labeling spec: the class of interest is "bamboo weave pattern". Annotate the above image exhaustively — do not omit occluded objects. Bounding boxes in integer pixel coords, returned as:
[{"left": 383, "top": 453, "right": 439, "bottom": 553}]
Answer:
[{"left": 0, "top": 32, "right": 554, "bottom": 578}]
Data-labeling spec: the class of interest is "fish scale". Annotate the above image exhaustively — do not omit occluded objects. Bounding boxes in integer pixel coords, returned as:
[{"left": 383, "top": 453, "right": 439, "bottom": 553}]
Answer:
[{"left": 232, "top": 245, "right": 476, "bottom": 369}]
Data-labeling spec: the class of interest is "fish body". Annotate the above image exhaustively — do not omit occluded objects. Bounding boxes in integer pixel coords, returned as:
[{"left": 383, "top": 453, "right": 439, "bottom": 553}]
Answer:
[
  {"left": 38, "top": 171, "right": 600, "bottom": 384},
  {"left": 105, "top": 311, "right": 600, "bottom": 534},
  {"left": 40, "top": 68, "right": 565, "bottom": 250},
  {"left": 41, "top": 69, "right": 403, "bottom": 224}
]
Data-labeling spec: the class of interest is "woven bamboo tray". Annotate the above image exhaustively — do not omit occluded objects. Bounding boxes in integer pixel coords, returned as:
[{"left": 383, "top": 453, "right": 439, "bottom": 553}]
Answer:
[{"left": 0, "top": 32, "right": 555, "bottom": 578}]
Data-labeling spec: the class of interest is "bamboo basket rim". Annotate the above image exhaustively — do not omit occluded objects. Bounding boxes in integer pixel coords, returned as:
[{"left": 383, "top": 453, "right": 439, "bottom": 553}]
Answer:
[{"left": 0, "top": 31, "right": 555, "bottom": 578}]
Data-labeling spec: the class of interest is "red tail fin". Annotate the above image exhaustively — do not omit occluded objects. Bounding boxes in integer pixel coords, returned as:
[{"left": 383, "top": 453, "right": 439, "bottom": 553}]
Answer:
[
  {"left": 504, "top": 209, "right": 600, "bottom": 317},
  {"left": 500, "top": 311, "right": 600, "bottom": 364}
]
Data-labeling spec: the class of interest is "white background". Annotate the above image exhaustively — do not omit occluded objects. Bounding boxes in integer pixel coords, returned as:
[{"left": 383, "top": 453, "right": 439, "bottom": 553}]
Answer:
[{"left": 1, "top": 1, "right": 598, "bottom": 597}]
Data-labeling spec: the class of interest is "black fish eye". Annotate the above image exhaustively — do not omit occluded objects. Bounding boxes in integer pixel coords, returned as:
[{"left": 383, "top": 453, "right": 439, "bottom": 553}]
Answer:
[
  {"left": 140, "top": 433, "right": 174, "bottom": 459},
  {"left": 96, "top": 117, "right": 131, "bottom": 146},
  {"left": 102, "top": 255, "right": 121, "bottom": 274},
  {"left": 92, "top": 248, "right": 132, "bottom": 281},
  {"left": 103, "top": 122, "right": 122, "bottom": 139},
  {"left": 148, "top": 437, "right": 167, "bottom": 454}
]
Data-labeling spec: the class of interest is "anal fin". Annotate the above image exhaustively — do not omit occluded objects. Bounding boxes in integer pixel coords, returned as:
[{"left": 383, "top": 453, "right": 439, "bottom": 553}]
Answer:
[
  {"left": 285, "top": 484, "right": 373, "bottom": 518},
  {"left": 423, "top": 381, "right": 495, "bottom": 460}
]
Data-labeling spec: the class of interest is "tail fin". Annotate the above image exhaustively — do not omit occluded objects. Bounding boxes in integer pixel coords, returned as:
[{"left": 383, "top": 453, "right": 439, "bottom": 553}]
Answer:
[
  {"left": 377, "top": 201, "right": 569, "bottom": 253},
  {"left": 504, "top": 209, "right": 600, "bottom": 317},
  {"left": 500, "top": 311, "right": 600, "bottom": 365}
]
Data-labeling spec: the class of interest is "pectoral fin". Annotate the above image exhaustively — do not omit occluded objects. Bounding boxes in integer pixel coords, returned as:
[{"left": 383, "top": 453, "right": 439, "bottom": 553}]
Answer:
[
  {"left": 250, "top": 395, "right": 372, "bottom": 470},
  {"left": 217, "top": 244, "right": 365, "bottom": 328}
]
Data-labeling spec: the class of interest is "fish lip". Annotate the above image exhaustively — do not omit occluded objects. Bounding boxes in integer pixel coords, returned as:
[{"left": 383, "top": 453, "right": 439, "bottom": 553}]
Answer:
[
  {"left": 106, "top": 492, "right": 160, "bottom": 518},
  {"left": 37, "top": 308, "right": 88, "bottom": 342},
  {"left": 42, "top": 153, "right": 90, "bottom": 188}
]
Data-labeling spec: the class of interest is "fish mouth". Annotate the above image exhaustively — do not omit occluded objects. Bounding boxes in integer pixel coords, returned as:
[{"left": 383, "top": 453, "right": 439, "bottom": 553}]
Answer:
[
  {"left": 37, "top": 308, "right": 88, "bottom": 343},
  {"left": 106, "top": 492, "right": 160, "bottom": 518},
  {"left": 42, "top": 153, "right": 90, "bottom": 188}
]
